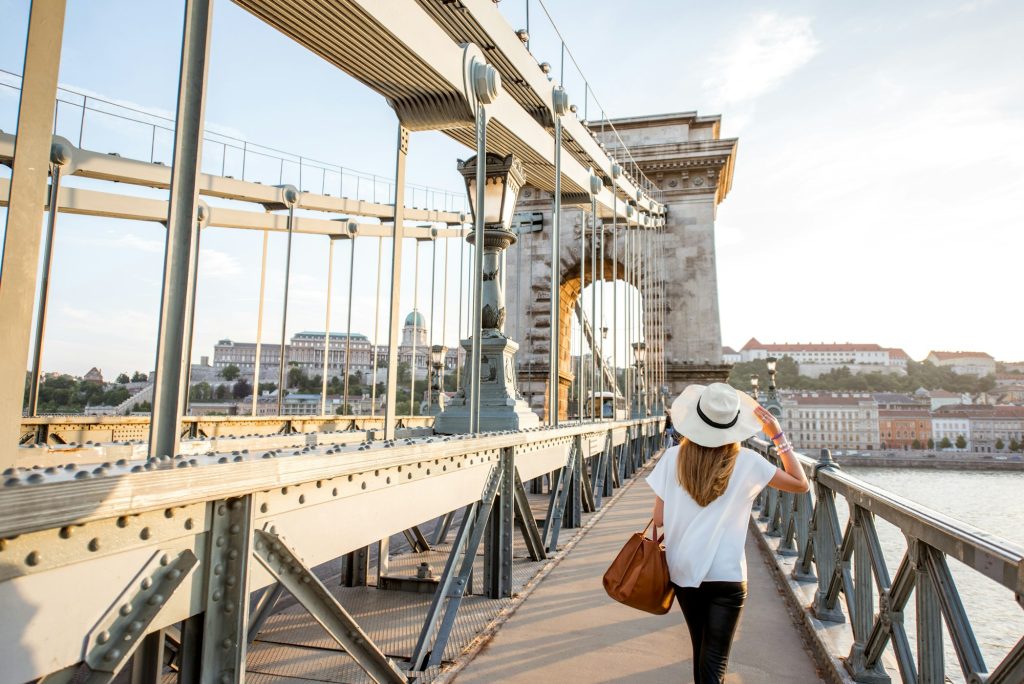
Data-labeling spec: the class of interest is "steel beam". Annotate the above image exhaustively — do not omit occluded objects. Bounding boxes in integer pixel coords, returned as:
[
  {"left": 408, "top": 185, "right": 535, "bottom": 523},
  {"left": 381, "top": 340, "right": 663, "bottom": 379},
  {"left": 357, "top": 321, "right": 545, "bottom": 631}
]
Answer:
[
  {"left": 382, "top": 125, "right": 409, "bottom": 441},
  {"left": 0, "top": 0, "right": 67, "bottom": 468},
  {"left": 253, "top": 528, "right": 407, "bottom": 683},
  {"left": 148, "top": 0, "right": 214, "bottom": 459}
]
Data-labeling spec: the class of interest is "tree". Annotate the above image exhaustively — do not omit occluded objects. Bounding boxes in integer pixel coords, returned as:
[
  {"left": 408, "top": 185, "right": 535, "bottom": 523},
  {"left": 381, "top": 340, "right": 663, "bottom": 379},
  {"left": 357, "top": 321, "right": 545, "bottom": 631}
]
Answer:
[
  {"left": 214, "top": 384, "right": 230, "bottom": 401},
  {"left": 189, "top": 382, "right": 212, "bottom": 402},
  {"left": 995, "top": 438, "right": 1005, "bottom": 451},
  {"left": 258, "top": 382, "right": 277, "bottom": 395},
  {"left": 911, "top": 439, "right": 922, "bottom": 450},
  {"left": 927, "top": 438, "right": 935, "bottom": 449},
  {"left": 955, "top": 435, "right": 967, "bottom": 450},
  {"left": 233, "top": 379, "right": 253, "bottom": 400},
  {"left": 135, "top": 400, "right": 152, "bottom": 412},
  {"left": 220, "top": 364, "right": 240, "bottom": 382},
  {"left": 116, "top": 373, "right": 131, "bottom": 384},
  {"left": 1010, "top": 438, "right": 1021, "bottom": 452},
  {"left": 939, "top": 437, "right": 952, "bottom": 449},
  {"left": 131, "top": 371, "right": 148, "bottom": 382}
]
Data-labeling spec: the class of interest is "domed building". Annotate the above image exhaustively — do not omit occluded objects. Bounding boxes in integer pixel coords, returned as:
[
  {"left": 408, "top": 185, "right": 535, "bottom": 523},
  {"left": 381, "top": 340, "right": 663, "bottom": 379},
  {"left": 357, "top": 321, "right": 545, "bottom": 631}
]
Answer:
[{"left": 402, "top": 309, "right": 428, "bottom": 347}]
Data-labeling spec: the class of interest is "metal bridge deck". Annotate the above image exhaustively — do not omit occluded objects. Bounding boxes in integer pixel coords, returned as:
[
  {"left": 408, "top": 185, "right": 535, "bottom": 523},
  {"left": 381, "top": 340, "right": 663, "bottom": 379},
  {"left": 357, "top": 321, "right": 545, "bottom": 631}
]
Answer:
[{"left": 236, "top": 495, "right": 605, "bottom": 682}]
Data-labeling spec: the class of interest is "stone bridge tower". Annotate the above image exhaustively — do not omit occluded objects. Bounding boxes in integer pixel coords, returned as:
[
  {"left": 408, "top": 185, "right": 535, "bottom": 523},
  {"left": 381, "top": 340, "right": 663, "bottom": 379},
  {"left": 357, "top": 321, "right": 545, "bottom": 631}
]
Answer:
[{"left": 504, "top": 112, "right": 738, "bottom": 420}]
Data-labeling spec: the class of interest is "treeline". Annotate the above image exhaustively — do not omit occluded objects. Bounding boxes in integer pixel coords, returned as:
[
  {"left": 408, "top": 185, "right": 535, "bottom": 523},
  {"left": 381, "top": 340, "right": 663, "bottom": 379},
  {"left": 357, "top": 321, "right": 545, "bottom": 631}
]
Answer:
[
  {"left": 727, "top": 357, "right": 998, "bottom": 395},
  {"left": 26, "top": 375, "right": 132, "bottom": 414}
]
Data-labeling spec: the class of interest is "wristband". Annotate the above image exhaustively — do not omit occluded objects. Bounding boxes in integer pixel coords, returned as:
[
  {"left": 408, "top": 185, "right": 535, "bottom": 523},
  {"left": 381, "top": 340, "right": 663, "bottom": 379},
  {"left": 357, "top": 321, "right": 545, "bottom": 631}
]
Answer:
[{"left": 770, "top": 431, "right": 784, "bottom": 441}]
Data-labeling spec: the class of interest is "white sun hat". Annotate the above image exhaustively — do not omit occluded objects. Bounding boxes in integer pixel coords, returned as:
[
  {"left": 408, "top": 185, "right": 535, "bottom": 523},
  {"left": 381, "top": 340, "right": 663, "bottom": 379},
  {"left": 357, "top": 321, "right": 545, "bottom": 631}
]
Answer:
[{"left": 670, "top": 382, "right": 762, "bottom": 448}]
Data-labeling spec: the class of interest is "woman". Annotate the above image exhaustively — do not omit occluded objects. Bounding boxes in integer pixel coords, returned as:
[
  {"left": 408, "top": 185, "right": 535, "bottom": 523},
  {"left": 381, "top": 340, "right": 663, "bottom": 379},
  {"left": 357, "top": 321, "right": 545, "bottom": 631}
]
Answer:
[{"left": 646, "top": 382, "right": 809, "bottom": 683}]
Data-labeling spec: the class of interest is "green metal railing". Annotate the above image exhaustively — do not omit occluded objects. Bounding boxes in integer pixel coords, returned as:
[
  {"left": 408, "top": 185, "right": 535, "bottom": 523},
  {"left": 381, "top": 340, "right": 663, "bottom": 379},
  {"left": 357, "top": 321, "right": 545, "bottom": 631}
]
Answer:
[{"left": 748, "top": 437, "right": 1024, "bottom": 683}]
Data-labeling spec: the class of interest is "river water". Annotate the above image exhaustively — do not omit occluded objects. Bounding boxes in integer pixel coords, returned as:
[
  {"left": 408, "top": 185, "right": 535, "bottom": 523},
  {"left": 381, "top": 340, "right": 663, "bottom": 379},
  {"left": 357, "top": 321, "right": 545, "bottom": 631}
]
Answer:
[{"left": 841, "top": 467, "right": 1024, "bottom": 681}]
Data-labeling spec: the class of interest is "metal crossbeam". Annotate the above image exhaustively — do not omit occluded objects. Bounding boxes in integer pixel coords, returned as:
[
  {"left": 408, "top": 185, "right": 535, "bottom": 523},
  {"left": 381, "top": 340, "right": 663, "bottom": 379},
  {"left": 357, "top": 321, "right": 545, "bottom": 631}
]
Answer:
[
  {"left": 253, "top": 527, "right": 407, "bottom": 683},
  {"left": 411, "top": 465, "right": 503, "bottom": 670}
]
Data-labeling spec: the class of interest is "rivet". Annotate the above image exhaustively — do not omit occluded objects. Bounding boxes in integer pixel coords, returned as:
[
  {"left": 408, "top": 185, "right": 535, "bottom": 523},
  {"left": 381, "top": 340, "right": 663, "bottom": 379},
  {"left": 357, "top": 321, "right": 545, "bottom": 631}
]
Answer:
[
  {"left": 229, "top": 524, "right": 240, "bottom": 534},
  {"left": 185, "top": 518, "right": 194, "bottom": 530},
  {"left": 130, "top": 620, "right": 143, "bottom": 633},
  {"left": 140, "top": 527, "right": 151, "bottom": 540},
  {"left": 214, "top": 563, "right": 224, "bottom": 575},
  {"left": 260, "top": 503, "right": 268, "bottom": 513},
  {"left": 89, "top": 538, "right": 101, "bottom": 552},
  {"left": 148, "top": 593, "right": 165, "bottom": 606},
  {"left": 222, "top": 637, "right": 233, "bottom": 649},
  {"left": 212, "top": 590, "right": 222, "bottom": 602},
  {"left": 120, "top": 603, "right": 133, "bottom": 616},
  {"left": 228, "top": 549, "right": 239, "bottom": 560},
  {"left": 224, "top": 601, "right": 235, "bottom": 614},
  {"left": 96, "top": 630, "right": 110, "bottom": 644},
  {"left": 217, "top": 504, "right": 226, "bottom": 516},
  {"left": 159, "top": 554, "right": 170, "bottom": 566},
  {"left": 104, "top": 648, "right": 122, "bottom": 662},
  {"left": 169, "top": 568, "right": 182, "bottom": 581},
  {"left": 164, "top": 508, "right": 174, "bottom": 519},
  {"left": 225, "top": 576, "right": 236, "bottom": 587},
  {"left": 298, "top": 494, "right": 306, "bottom": 504},
  {"left": 141, "top": 577, "right": 153, "bottom": 590},
  {"left": 216, "top": 536, "right": 225, "bottom": 547},
  {"left": 59, "top": 526, "right": 73, "bottom": 539}
]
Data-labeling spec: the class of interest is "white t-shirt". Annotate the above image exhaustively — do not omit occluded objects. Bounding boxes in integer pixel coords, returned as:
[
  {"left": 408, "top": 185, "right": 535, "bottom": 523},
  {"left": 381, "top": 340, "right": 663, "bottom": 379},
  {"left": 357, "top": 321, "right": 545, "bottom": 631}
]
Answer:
[{"left": 646, "top": 446, "right": 777, "bottom": 588}]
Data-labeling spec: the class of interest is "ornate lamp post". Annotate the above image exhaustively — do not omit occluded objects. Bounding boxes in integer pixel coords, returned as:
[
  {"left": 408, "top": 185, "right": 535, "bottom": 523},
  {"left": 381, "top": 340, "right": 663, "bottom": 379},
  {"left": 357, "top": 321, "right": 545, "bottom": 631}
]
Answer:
[
  {"left": 632, "top": 341, "right": 647, "bottom": 418},
  {"left": 433, "top": 153, "right": 540, "bottom": 433},
  {"left": 764, "top": 356, "right": 782, "bottom": 418},
  {"left": 428, "top": 344, "right": 447, "bottom": 411},
  {"left": 750, "top": 374, "right": 759, "bottom": 401}
]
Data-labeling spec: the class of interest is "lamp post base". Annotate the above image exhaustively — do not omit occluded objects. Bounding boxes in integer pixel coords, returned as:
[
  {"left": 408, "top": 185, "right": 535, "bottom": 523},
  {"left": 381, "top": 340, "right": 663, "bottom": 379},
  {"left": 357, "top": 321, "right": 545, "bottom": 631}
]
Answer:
[{"left": 433, "top": 335, "right": 540, "bottom": 434}]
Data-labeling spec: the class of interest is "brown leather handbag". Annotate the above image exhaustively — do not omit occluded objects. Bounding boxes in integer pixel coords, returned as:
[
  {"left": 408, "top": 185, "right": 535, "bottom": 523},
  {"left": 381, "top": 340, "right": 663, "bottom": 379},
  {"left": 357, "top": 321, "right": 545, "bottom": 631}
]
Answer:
[{"left": 602, "top": 519, "right": 675, "bottom": 614}]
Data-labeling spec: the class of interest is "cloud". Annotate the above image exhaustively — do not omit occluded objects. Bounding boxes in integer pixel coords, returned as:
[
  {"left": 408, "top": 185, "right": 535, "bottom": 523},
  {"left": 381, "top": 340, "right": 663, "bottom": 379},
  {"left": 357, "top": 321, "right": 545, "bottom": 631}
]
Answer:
[
  {"left": 703, "top": 13, "right": 820, "bottom": 106},
  {"left": 199, "top": 247, "right": 243, "bottom": 279}
]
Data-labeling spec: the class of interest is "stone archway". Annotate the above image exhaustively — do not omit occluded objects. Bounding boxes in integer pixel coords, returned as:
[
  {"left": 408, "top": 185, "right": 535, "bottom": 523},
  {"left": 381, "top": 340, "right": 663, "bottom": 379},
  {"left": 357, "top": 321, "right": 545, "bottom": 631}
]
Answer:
[{"left": 504, "top": 112, "right": 739, "bottom": 421}]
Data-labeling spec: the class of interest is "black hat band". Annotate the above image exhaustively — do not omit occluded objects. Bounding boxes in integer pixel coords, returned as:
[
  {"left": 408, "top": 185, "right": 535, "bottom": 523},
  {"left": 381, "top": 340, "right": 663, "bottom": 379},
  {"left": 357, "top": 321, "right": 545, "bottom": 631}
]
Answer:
[{"left": 696, "top": 397, "right": 740, "bottom": 430}]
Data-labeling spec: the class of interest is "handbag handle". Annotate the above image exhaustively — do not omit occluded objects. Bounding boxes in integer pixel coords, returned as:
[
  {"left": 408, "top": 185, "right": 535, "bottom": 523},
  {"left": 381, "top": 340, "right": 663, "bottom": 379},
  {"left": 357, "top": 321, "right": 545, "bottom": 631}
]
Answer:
[{"left": 641, "top": 518, "right": 665, "bottom": 544}]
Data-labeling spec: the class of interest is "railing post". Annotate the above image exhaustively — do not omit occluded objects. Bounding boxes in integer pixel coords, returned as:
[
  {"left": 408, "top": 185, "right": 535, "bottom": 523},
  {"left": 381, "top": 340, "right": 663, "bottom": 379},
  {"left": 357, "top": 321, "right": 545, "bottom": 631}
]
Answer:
[
  {"left": 913, "top": 540, "right": 945, "bottom": 683},
  {"left": 484, "top": 447, "right": 514, "bottom": 598},
  {"left": 813, "top": 449, "right": 846, "bottom": 623},
  {"left": 791, "top": 487, "right": 816, "bottom": 582},
  {"left": 846, "top": 506, "right": 890, "bottom": 683}
]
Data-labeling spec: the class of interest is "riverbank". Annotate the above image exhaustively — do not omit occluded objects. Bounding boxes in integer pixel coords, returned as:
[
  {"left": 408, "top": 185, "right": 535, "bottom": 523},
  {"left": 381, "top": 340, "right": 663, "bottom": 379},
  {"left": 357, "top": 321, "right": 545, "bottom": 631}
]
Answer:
[{"left": 834, "top": 453, "right": 1024, "bottom": 470}]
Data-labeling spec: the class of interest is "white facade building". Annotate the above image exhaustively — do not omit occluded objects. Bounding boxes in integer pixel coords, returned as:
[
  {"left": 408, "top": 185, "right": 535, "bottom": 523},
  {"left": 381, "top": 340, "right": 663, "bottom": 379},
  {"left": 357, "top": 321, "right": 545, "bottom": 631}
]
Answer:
[
  {"left": 926, "top": 351, "right": 996, "bottom": 377},
  {"left": 739, "top": 339, "right": 908, "bottom": 377},
  {"left": 780, "top": 392, "right": 880, "bottom": 453}
]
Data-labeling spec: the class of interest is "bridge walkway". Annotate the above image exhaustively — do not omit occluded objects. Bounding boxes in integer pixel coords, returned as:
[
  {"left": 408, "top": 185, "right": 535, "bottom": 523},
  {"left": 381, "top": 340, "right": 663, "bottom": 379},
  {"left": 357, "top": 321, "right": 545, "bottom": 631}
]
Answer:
[{"left": 452, "top": 470, "right": 824, "bottom": 684}]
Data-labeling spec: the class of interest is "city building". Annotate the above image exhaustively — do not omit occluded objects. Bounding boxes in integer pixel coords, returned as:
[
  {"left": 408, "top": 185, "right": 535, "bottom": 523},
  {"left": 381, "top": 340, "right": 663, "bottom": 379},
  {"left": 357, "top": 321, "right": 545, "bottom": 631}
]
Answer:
[
  {"left": 925, "top": 351, "right": 996, "bottom": 376},
  {"left": 213, "top": 309, "right": 462, "bottom": 388},
  {"left": 83, "top": 367, "right": 104, "bottom": 384},
  {"left": 878, "top": 408, "right": 932, "bottom": 450},
  {"left": 738, "top": 339, "right": 907, "bottom": 378},
  {"left": 931, "top": 405, "right": 971, "bottom": 450},
  {"left": 872, "top": 392, "right": 925, "bottom": 409},
  {"left": 780, "top": 392, "right": 879, "bottom": 453},
  {"left": 928, "top": 389, "right": 967, "bottom": 411},
  {"left": 721, "top": 346, "right": 740, "bottom": 364}
]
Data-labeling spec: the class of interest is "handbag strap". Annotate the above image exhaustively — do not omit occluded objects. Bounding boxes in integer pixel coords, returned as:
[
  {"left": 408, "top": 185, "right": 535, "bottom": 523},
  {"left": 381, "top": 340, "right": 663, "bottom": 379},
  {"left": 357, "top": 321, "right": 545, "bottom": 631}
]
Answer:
[{"left": 642, "top": 518, "right": 665, "bottom": 544}]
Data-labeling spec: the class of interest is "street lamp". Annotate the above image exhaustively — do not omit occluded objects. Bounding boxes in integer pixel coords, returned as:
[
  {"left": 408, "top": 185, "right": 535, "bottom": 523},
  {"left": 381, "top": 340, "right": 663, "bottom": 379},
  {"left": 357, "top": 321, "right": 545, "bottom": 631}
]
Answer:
[
  {"left": 434, "top": 153, "right": 539, "bottom": 433},
  {"left": 460, "top": 153, "right": 525, "bottom": 332},
  {"left": 764, "top": 356, "right": 782, "bottom": 418},
  {"left": 632, "top": 341, "right": 647, "bottom": 418},
  {"left": 750, "top": 374, "right": 759, "bottom": 400},
  {"left": 430, "top": 344, "right": 447, "bottom": 410}
]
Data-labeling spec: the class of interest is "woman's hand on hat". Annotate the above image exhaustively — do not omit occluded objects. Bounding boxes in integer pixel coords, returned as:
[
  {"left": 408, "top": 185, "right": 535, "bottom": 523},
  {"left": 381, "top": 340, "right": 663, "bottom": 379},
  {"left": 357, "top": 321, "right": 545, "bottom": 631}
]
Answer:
[{"left": 754, "top": 405, "right": 782, "bottom": 437}]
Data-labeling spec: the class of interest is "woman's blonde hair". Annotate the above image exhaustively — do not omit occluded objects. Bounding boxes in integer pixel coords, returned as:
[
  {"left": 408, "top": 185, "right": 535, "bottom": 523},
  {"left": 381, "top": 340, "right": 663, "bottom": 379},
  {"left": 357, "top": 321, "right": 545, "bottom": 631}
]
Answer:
[{"left": 676, "top": 438, "right": 740, "bottom": 506}]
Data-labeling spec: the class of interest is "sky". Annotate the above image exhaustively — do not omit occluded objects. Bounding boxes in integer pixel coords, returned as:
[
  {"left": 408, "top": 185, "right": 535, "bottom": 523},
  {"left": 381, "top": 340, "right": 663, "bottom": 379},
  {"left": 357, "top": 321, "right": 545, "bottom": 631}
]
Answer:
[{"left": 1, "top": 0, "right": 1022, "bottom": 378}]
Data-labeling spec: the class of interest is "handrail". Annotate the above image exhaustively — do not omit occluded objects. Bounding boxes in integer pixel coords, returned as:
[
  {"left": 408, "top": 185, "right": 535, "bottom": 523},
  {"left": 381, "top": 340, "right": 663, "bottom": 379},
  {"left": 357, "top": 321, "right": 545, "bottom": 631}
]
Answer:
[
  {"left": 0, "top": 68, "right": 468, "bottom": 213},
  {"left": 747, "top": 437, "right": 1024, "bottom": 682}
]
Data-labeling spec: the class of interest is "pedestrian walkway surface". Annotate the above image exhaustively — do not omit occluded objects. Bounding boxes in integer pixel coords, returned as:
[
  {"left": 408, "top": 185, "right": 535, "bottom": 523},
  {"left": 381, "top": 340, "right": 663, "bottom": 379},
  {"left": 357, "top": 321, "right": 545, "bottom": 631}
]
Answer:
[{"left": 453, "top": 473, "right": 823, "bottom": 683}]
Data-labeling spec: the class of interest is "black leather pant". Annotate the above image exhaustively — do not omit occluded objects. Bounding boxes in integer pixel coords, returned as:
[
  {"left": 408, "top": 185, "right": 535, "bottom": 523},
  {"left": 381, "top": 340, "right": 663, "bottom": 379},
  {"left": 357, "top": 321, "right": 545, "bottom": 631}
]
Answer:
[{"left": 674, "top": 581, "right": 747, "bottom": 683}]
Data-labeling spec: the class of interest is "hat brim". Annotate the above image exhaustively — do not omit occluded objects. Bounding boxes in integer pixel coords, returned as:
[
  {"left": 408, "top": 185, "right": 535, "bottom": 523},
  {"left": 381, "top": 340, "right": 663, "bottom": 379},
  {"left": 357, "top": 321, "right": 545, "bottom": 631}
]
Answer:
[{"left": 670, "top": 384, "right": 761, "bottom": 448}]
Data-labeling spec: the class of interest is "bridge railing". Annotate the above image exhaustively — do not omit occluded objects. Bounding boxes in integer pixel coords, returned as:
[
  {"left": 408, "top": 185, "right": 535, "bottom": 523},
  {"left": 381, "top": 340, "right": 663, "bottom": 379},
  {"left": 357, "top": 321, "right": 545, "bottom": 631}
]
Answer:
[
  {"left": 0, "top": 417, "right": 663, "bottom": 683},
  {"left": 747, "top": 437, "right": 1024, "bottom": 683}
]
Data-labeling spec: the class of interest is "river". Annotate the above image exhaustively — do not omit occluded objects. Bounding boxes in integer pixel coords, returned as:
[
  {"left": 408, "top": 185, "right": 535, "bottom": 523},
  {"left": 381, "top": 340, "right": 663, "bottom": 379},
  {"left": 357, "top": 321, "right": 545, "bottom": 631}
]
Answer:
[{"left": 842, "top": 467, "right": 1024, "bottom": 681}]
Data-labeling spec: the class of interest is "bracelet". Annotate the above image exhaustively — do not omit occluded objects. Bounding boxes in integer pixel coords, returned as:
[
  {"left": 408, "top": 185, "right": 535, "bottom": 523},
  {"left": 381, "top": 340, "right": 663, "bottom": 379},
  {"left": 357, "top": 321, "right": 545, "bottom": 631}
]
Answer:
[{"left": 770, "top": 431, "right": 784, "bottom": 442}]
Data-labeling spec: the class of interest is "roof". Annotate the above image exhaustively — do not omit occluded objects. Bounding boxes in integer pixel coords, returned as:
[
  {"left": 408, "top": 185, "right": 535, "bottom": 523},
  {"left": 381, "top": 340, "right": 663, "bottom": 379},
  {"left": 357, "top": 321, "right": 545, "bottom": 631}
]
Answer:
[
  {"left": 722, "top": 346, "right": 738, "bottom": 355},
  {"left": 784, "top": 393, "right": 876, "bottom": 406},
  {"left": 294, "top": 331, "right": 369, "bottom": 340},
  {"left": 927, "top": 351, "right": 994, "bottom": 361},
  {"left": 878, "top": 409, "right": 932, "bottom": 418},
  {"left": 929, "top": 390, "right": 959, "bottom": 398},
  {"left": 886, "top": 348, "right": 911, "bottom": 360},
  {"left": 405, "top": 310, "right": 426, "bottom": 327},
  {"left": 741, "top": 338, "right": 886, "bottom": 353}
]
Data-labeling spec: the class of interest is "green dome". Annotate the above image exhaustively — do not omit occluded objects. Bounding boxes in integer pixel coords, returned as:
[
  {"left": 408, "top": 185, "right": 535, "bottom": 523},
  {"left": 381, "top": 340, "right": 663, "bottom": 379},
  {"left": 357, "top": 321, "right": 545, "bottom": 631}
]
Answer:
[{"left": 405, "top": 310, "right": 426, "bottom": 327}]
